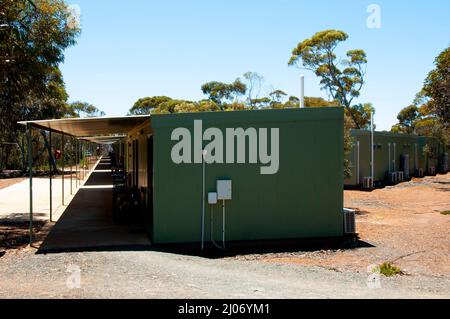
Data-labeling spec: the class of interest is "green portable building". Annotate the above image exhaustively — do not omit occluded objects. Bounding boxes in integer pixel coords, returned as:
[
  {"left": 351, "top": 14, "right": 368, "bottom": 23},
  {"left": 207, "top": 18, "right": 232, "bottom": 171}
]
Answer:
[
  {"left": 345, "top": 130, "right": 447, "bottom": 187},
  {"left": 126, "top": 107, "right": 345, "bottom": 245}
]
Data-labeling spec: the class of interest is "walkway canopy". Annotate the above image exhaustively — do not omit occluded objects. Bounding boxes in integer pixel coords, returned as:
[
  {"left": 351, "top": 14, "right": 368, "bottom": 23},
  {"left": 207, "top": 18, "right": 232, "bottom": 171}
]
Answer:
[
  {"left": 19, "top": 115, "right": 152, "bottom": 141},
  {"left": 17, "top": 115, "right": 152, "bottom": 246}
]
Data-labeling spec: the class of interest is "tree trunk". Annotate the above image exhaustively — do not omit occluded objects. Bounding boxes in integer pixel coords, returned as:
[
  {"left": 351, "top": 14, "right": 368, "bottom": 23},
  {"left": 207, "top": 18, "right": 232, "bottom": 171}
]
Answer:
[
  {"left": 343, "top": 103, "right": 361, "bottom": 130},
  {"left": 0, "top": 145, "right": 3, "bottom": 172},
  {"left": 15, "top": 135, "right": 27, "bottom": 173},
  {"left": 3, "top": 145, "right": 11, "bottom": 171}
]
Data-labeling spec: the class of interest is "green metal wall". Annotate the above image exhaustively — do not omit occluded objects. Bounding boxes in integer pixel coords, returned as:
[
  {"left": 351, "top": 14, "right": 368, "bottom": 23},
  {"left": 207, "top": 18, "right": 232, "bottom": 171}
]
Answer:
[
  {"left": 151, "top": 108, "right": 344, "bottom": 244},
  {"left": 345, "top": 130, "right": 444, "bottom": 186}
]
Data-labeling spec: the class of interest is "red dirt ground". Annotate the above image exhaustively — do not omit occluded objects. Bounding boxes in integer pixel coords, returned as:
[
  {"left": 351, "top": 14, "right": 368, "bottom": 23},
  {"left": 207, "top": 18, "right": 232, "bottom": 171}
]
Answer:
[
  {"left": 262, "top": 174, "right": 450, "bottom": 277},
  {"left": 0, "top": 178, "right": 26, "bottom": 190}
]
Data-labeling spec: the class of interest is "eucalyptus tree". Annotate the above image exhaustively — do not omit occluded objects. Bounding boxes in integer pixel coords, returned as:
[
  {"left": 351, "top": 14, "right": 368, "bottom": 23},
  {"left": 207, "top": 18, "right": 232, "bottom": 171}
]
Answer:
[
  {"left": 288, "top": 30, "right": 367, "bottom": 128},
  {"left": 201, "top": 79, "right": 247, "bottom": 109},
  {"left": 129, "top": 96, "right": 173, "bottom": 115},
  {"left": 243, "top": 72, "right": 264, "bottom": 109},
  {"left": 423, "top": 46, "right": 449, "bottom": 127},
  {"left": 0, "top": 0, "right": 81, "bottom": 171}
]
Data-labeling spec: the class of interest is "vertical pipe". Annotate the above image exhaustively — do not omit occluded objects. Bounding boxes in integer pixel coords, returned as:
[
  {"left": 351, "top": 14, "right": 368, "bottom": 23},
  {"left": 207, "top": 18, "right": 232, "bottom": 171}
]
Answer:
[
  {"left": 393, "top": 143, "right": 397, "bottom": 172},
  {"left": 84, "top": 142, "right": 86, "bottom": 179},
  {"left": 371, "top": 112, "right": 374, "bottom": 182},
  {"left": 62, "top": 134, "right": 65, "bottom": 206},
  {"left": 222, "top": 200, "right": 226, "bottom": 249},
  {"left": 84, "top": 141, "right": 86, "bottom": 180},
  {"left": 415, "top": 144, "right": 418, "bottom": 172},
  {"left": 70, "top": 138, "right": 73, "bottom": 195},
  {"left": 356, "top": 141, "right": 360, "bottom": 185},
  {"left": 80, "top": 141, "right": 84, "bottom": 181},
  {"left": 300, "top": 75, "right": 305, "bottom": 108},
  {"left": 84, "top": 141, "right": 86, "bottom": 179},
  {"left": 388, "top": 143, "right": 391, "bottom": 173},
  {"left": 201, "top": 150, "right": 206, "bottom": 251},
  {"left": 49, "top": 131, "right": 53, "bottom": 223},
  {"left": 27, "top": 125, "right": 33, "bottom": 245},
  {"left": 75, "top": 139, "right": 78, "bottom": 188},
  {"left": 81, "top": 141, "right": 84, "bottom": 181},
  {"left": 86, "top": 142, "right": 89, "bottom": 173},
  {"left": 87, "top": 142, "right": 89, "bottom": 173},
  {"left": 119, "top": 142, "right": 122, "bottom": 167}
]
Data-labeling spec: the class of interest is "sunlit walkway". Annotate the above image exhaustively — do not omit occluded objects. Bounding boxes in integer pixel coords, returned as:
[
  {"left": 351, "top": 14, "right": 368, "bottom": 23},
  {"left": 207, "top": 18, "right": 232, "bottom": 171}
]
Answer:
[
  {"left": 0, "top": 177, "right": 72, "bottom": 222},
  {"left": 38, "top": 158, "right": 151, "bottom": 253}
]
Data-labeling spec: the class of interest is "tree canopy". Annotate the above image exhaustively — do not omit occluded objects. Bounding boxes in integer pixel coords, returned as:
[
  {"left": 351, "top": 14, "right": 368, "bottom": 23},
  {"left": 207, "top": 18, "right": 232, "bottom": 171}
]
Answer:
[
  {"left": 201, "top": 78, "right": 247, "bottom": 108},
  {"left": 67, "top": 101, "right": 106, "bottom": 118},
  {"left": 243, "top": 72, "right": 264, "bottom": 109},
  {"left": 129, "top": 96, "right": 173, "bottom": 115},
  {"left": 288, "top": 30, "right": 367, "bottom": 128},
  {"left": 346, "top": 103, "right": 375, "bottom": 130},
  {"left": 0, "top": 0, "right": 81, "bottom": 135},
  {"left": 423, "top": 46, "right": 450, "bottom": 126},
  {"left": 0, "top": 0, "right": 105, "bottom": 172},
  {"left": 392, "top": 46, "right": 450, "bottom": 144},
  {"left": 0, "top": 0, "right": 81, "bottom": 125}
]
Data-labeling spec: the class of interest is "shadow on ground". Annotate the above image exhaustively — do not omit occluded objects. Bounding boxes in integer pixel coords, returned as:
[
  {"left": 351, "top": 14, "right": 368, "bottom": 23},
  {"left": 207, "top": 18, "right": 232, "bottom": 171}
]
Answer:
[
  {"left": 33, "top": 234, "right": 375, "bottom": 261},
  {"left": 145, "top": 235, "right": 375, "bottom": 260},
  {"left": 25, "top": 157, "right": 377, "bottom": 259},
  {"left": 36, "top": 158, "right": 151, "bottom": 255},
  {"left": 0, "top": 220, "right": 48, "bottom": 253}
]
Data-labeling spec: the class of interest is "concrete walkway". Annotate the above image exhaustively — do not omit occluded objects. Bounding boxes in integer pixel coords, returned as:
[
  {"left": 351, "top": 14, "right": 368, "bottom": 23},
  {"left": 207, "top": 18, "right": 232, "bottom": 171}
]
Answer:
[
  {"left": 38, "top": 158, "right": 151, "bottom": 253},
  {"left": 0, "top": 175, "right": 76, "bottom": 222}
]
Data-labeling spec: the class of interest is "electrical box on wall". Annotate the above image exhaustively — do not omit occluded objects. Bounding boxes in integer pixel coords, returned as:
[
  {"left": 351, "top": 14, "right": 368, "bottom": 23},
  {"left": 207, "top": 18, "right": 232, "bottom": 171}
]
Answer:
[
  {"left": 217, "top": 180, "right": 232, "bottom": 200},
  {"left": 208, "top": 192, "right": 218, "bottom": 205}
]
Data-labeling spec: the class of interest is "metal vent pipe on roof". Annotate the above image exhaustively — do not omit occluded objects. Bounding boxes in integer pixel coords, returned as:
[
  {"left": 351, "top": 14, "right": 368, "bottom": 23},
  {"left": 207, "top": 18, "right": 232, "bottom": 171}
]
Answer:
[{"left": 300, "top": 75, "right": 305, "bottom": 108}]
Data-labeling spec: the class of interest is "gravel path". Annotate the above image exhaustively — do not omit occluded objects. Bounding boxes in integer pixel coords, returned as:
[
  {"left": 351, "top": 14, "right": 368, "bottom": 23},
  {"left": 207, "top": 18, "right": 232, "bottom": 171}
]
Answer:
[
  {"left": 0, "top": 249, "right": 449, "bottom": 299},
  {"left": 1, "top": 173, "right": 449, "bottom": 299}
]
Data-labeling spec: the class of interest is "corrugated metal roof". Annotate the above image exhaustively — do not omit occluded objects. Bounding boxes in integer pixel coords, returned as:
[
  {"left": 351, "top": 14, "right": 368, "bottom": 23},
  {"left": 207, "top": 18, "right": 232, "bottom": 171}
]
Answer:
[
  {"left": 79, "top": 134, "right": 128, "bottom": 144},
  {"left": 18, "top": 115, "right": 151, "bottom": 138}
]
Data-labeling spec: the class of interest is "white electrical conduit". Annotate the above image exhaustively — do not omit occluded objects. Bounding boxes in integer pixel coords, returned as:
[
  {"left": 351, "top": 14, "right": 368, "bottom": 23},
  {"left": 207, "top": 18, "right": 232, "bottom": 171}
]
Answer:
[
  {"left": 201, "top": 150, "right": 207, "bottom": 251},
  {"left": 357, "top": 141, "right": 360, "bottom": 184},
  {"left": 210, "top": 205, "right": 225, "bottom": 250},
  {"left": 393, "top": 143, "right": 397, "bottom": 171},
  {"left": 371, "top": 112, "right": 375, "bottom": 181},
  {"left": 388, "top": 143, "right": 391, "bottom": 173},
  {"left": 222, "top": 200, "right": 226, "bottom": 249},
  {"left": 202, "top": 149, "right": 227, "bottom": 251}
]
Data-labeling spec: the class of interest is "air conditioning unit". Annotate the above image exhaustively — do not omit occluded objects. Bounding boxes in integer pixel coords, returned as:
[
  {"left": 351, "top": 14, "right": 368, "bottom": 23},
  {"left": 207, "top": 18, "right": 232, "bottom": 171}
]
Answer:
[
  {"left": 388, "top": 172, "right": 398, "bottom": 184},
  {"left": 397, "top": 171, "right": 404, "bottom": 183},
  {"left": 416, "top": 168, "right": 424, "bottom": 178},
  {"left": 363, "top": 177, "right": 374, "bottom": 189},
  {"left": 429, "top": 166, "right": 436, "bottom": 176},
  {"left": 343, "top": 209, "right": 356, "bottom": 235}
]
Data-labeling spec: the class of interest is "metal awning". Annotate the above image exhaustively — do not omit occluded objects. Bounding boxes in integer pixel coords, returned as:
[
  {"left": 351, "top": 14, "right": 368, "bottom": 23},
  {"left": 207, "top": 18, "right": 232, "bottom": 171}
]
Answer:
[
  {"left": 80, "top": 134, "right": 128, "bottom": 145},
  {"left": 19, "top": 115, "right": 153, "bottom": 247},
  {"left": 18, "top": 115, "right": 151, "bottom": 138}
]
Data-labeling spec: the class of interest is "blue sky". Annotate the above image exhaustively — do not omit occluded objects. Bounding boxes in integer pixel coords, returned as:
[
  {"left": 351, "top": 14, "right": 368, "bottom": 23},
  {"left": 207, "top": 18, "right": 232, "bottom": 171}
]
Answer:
[{"left": 61, "top": 0, "right": 450, "bottom": 130}]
